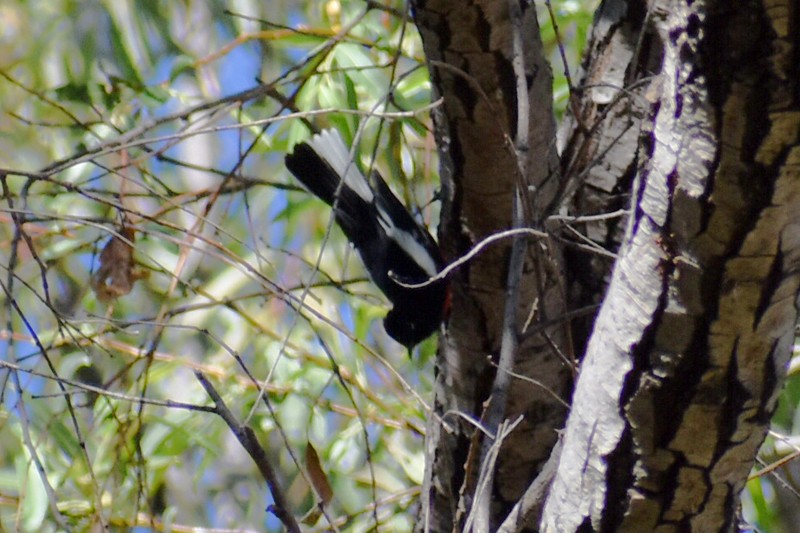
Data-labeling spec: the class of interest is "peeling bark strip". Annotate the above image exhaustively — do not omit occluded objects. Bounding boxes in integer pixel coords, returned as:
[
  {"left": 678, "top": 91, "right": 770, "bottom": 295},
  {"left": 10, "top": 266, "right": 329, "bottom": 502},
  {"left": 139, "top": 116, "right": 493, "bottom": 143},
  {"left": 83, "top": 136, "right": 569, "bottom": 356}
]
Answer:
[
  {"left": 543, "top": 2, "right": 800, "bottom": 532},
  {"left": 559, "top": 0, "right": 660, "bottom": 355},
  {"left": 412, "top": 0, "right": 572, "bottom": 530}
]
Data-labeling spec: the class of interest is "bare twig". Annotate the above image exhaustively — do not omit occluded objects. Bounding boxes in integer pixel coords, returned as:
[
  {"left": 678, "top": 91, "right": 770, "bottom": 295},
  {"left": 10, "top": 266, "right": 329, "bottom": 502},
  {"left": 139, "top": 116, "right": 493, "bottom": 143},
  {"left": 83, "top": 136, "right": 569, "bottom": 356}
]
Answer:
[
  {"left": 497, "top": 437, "right": 563, "bottom": 532},
  {"left": 465, "top": 416, "right": 525, "bottom": 532},
  {"left": 195, "top": 371, "right": 302, "bottom": 533},
  {"left": 390, "top": 227, "right": 547, "bottom": 288},
  {"left": 472, "top": 0, "right": 533, "bottom": 528},
  {"left": 544, "top": 0, "right": 577, "bottom": 96}
]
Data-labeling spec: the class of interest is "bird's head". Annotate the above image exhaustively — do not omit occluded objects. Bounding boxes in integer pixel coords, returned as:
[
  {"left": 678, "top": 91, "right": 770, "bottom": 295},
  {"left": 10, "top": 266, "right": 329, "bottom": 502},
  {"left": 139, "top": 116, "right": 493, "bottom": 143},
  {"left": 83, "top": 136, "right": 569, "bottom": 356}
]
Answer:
[{"left": 383, "top": 306, "right": 440, "bottom": 353}]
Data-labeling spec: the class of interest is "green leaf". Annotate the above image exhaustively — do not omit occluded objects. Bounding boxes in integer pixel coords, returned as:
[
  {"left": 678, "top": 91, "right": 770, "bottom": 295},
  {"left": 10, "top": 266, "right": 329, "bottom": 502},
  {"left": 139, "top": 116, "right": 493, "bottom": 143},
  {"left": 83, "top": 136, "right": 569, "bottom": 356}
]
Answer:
[
  {"left": 53, "top": 83, "right": 91, "bottom": 104},
  {"left": 392, "top": 65, "right": 431, "bottom": 113},
  {"left": 17, "top": 451, "right": 47, "bottom": 531},
  {"left": 169, "top": 55, "right": 196, "bottom": 82},
  {"left": 334, "top": 43, "right": 386, "bottom": 102},
  {"left": 106, "top": 6, "right": 146, "bottom": 85}
]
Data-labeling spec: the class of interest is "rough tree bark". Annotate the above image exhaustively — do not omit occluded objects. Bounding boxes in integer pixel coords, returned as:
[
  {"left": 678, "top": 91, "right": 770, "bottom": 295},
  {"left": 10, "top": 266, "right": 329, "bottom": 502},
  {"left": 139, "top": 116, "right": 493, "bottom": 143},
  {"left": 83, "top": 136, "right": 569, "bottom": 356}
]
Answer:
[
  {"left": 412, "top": 0, "right": 573, "bottom": 530},
  {"left": 414, "top": 0, "right": 800, "bottom": 531},
  {"left": 543, "top": 1, "right": 800, "bottom": 531}
]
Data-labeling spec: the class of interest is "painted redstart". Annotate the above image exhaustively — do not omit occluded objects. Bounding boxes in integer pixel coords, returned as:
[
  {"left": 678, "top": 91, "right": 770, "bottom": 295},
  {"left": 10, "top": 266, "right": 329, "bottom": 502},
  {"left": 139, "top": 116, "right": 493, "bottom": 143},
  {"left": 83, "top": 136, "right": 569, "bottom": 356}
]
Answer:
[{"left": 285, "top": 129, "right": 447, "bottom": 349}]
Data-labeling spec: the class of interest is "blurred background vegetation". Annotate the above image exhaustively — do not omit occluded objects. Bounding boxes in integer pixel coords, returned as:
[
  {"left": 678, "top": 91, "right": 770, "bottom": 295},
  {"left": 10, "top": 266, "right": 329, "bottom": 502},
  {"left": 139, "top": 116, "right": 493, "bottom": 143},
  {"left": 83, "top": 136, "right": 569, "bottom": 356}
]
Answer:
[{"left": 0, "top": 1, "right": 796, "bottom": 531}]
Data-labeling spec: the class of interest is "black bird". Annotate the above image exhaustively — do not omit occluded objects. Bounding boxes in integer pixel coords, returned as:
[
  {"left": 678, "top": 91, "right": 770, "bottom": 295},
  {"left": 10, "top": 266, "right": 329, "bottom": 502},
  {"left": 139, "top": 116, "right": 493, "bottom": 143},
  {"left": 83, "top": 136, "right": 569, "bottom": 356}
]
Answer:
[{"left": 285, "top": 129, "right": 447, "bottom": 349}]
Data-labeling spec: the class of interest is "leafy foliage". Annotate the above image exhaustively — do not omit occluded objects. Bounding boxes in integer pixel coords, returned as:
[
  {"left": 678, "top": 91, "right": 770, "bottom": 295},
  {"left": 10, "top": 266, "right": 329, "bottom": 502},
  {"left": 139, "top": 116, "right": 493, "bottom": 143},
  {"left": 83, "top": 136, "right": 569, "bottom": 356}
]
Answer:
[{"left": 0, "top": 1, "right": 444, "bottom": 530}]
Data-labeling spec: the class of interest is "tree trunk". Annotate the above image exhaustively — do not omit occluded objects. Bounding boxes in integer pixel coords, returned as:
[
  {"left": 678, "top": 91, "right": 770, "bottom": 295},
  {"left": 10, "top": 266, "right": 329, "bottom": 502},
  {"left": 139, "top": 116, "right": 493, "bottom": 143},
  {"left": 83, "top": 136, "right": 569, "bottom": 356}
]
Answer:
[
  {"left": 412, "top": 0, "right": 573, "bottom": 530},
  {"left": 544, "top": 1, "right": 800, "bottom": 531},
  {"left": 414, "top": 0, "right": 800, "bottom": 531}
]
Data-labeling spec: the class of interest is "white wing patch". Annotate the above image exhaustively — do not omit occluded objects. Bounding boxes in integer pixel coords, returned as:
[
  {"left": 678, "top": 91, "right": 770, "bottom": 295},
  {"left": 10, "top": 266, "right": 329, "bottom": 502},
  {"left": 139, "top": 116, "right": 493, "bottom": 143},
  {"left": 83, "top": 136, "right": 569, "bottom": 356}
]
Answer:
[
  {"left": 311, "top": 129, "right": 438, "bottom": 279},
  {"left": 376, "top": 207, "right": 438, "bottom": 277},
  {"left": 308, "top": 130, "right": 373, "bottom": 203}
]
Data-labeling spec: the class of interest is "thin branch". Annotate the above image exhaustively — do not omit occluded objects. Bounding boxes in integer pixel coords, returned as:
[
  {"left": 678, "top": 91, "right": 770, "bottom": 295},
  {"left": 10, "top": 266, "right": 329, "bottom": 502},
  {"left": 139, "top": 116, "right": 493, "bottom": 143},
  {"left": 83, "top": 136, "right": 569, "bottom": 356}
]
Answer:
[
  {"left": 0, "top": 280, "right": 69, "bottom": 528},
  {"left": 544, "top": 0, "right": 577, "bottom": 107},
  {"left": 194, "top": 371, "right": 302, "bottom": 533},
  {"left": 472, "top": 0, "right": 533, "bottom": 528},
  {"left": 465, "top": 416, "right": 524, "bottom": 532},
  {"left": 390, "top": 227, "right": 547, "bottom": 288},
  {"left": 487, "top": 358, "right": 571, "bottom": 410},
  {"left": 0, "top": 359, "right": 215, "bottom": 412},
  {"left": 497, "top": 438, "right": 563, "bottom": 532}
]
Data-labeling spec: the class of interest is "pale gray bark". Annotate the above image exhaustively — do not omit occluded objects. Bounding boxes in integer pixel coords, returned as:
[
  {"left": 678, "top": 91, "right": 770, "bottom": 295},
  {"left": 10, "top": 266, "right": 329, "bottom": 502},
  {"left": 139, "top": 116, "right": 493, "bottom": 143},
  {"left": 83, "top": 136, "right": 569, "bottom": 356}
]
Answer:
[
  {"left": 415, "top": 0, "right": 800, "bottom": 531},
  {"left": 543, "top": 1, "right": 800, "bottom": 531}
]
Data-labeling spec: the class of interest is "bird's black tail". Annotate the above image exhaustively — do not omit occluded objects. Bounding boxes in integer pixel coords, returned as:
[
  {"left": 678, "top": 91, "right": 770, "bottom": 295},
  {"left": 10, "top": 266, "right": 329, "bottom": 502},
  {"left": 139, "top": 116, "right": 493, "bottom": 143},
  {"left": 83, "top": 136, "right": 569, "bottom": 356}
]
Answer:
[
  {"left": 285, "top": 142, "right": 339, "bottom": 206},
  {"left": 285, "top": 130, "right": 377, "bottom": 245},
  {"left": 285, "top": 129, "right": 374, "bottom": 206}
]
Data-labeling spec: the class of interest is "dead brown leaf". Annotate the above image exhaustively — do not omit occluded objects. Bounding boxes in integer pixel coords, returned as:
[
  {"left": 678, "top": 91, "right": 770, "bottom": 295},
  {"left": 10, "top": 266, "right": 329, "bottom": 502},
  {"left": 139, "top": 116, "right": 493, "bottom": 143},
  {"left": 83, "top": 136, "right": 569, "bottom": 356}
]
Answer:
[
  {"left": 301, "top": 442, "right": 334, "bottom": 525},
  {"left": 91, "top": 225, "right": 147, "bottom": 303}
]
